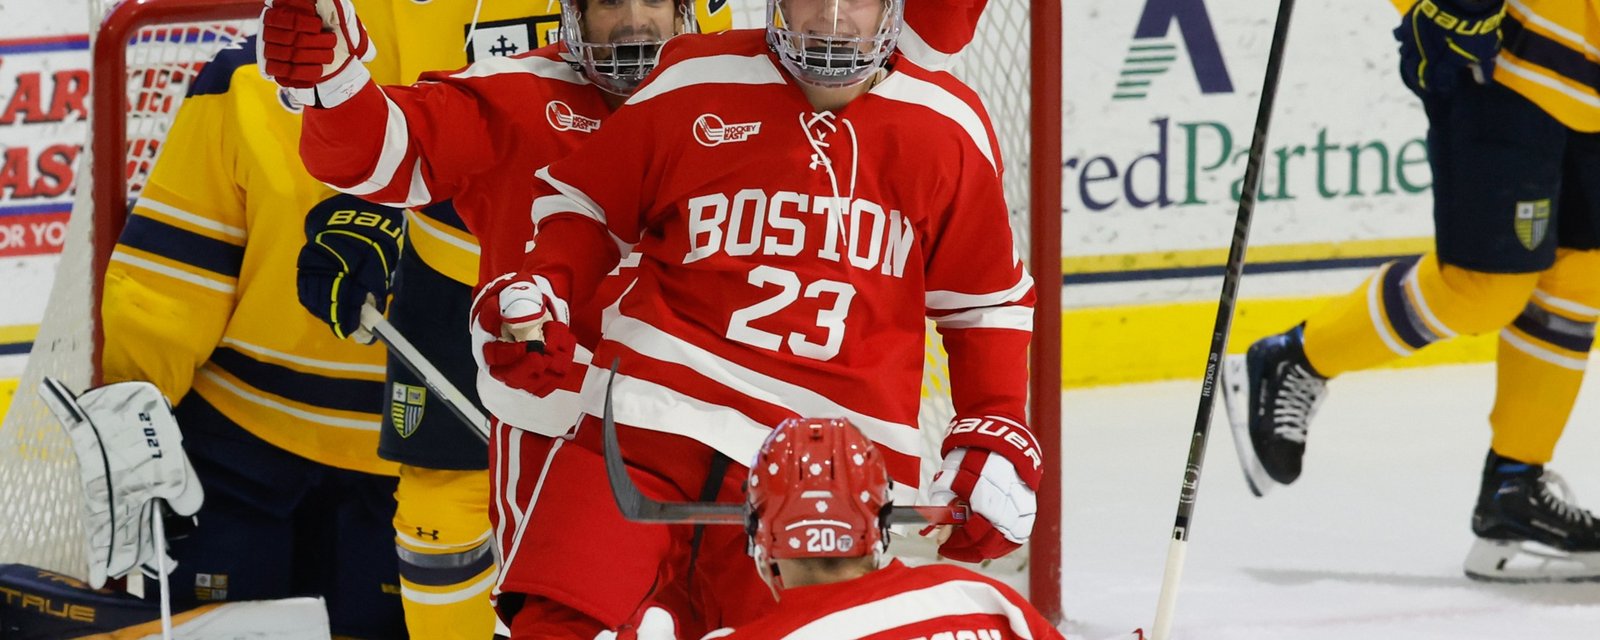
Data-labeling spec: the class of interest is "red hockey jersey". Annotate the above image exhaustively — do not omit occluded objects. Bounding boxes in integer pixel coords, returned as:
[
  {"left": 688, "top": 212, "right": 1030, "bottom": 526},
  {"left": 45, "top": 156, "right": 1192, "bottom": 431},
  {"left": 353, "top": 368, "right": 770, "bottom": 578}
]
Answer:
[
  {"left": 523, "top": 31, "right": 1035, "bottom": 486},
  {"left": 299, "top": 43, "right": 622, "bottom": 434},
  {"left": 704, "top": 560, "right": 1063, "bottom": 640}
]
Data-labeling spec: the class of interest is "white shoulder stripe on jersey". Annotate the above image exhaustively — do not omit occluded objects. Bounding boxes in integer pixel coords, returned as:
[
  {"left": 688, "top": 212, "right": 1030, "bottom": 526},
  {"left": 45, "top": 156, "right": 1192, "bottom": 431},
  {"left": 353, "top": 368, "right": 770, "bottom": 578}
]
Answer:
[
  {"left": 780, "top": 580, "right": 1036, "bottom": 640},
  {"left": 896, "top": 25, "right": 960, "bottom": 72},
  {"left": 449, "top": 54, "right": 588, "bottom": 85},
  {"left": 339, "top": 94, "right": 412, "bottom": 198},
  {"left": 598, "top": 312, "right": 926, "bottom": 458},
  {"left": 933, "top": 305, "right": 1034, "bottom": 331},
  {"left": 871, "top": 72, "right": 998, "bottom": 173},
  {"left": 927, "top": 269, "right": 1035, "bottom": 311},
  {"left": 134, "top": 198, "right": 245, "bottom": 240},
  {"left": 626, "top": 53, "right": 786, "bottom": 105},
  {"left": 532, "top": 167, "right": 634, "bottom": 254}
]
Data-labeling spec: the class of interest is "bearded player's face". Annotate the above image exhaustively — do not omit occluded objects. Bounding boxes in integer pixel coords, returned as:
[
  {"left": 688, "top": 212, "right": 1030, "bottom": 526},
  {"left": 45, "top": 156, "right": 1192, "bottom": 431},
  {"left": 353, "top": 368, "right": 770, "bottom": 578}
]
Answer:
[
  {"left": 780, "top": 0, "right": 887, "bottom": 51},
  {"left": 583, "top": 0, "right": 679, "bottom": 48}
]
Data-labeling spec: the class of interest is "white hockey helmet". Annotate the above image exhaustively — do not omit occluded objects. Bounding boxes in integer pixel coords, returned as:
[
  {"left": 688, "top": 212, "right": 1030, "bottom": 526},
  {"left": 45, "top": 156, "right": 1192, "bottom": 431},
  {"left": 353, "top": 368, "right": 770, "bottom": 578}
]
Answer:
[
  {"left": 766, "top": 0, "right": 905, "bottom": 88},
  {"left": 561, "top": 0, "right": 700, "bottom": 95}
]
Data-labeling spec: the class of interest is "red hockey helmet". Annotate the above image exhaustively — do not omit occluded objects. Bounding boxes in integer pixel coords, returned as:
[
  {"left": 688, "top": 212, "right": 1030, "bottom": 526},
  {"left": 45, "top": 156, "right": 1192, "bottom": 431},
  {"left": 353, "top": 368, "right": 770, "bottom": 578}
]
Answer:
[{"left": 746, "top": 417, "right": 892, "bottom": 593}]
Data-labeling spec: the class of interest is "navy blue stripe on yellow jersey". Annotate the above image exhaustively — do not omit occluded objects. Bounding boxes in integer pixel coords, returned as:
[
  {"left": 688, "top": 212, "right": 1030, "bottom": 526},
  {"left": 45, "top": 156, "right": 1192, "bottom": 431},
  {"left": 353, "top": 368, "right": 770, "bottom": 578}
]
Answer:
[
  {"left": 1501, "top": 16, "right": 1600, "bottom": 95},
  {"left": 118, "top": 214, "right": 244, "bottom": 279},
  {"left": 101, "top": 36, "right": 394, "bottom": 476},
  {"left": 1379, "top": 257, "right": 1432, "bottom": 350},
  {"left": 208, "top": 347, "right": 385, "bottom": 414}
]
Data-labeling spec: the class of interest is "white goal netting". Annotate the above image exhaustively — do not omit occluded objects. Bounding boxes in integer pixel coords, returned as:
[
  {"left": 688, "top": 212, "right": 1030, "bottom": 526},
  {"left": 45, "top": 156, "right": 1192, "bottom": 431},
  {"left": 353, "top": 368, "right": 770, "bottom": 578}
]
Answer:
[{"left": 0, "top": 1, "right": 255, "bottom": 579}]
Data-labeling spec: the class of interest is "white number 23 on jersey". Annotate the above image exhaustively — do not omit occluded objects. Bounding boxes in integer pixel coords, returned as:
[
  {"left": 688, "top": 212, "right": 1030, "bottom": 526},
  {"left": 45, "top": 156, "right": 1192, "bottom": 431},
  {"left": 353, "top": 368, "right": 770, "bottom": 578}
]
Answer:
[{"left": 726, "top": 266, "right": 856, "bottom": 361}]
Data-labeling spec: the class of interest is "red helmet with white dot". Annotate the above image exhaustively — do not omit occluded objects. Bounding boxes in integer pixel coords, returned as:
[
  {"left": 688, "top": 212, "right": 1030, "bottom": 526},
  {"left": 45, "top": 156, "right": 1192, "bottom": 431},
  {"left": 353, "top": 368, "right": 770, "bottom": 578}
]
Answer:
[{"left": 745, "top": 417, "right": 892, "bottom": 593}]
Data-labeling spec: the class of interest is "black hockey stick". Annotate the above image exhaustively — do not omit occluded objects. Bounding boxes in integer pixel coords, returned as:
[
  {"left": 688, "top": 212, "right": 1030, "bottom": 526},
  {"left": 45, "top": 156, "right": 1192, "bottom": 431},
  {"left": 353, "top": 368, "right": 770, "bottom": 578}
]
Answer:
[
  {"left": 598, "top": 362, "right": 969, "bottom": 526},
  {"left": 359, "top": 301, "right": 491, "bottom": 444},
  {"left": 1149, "top": 2, "right": 1297, "bottom": 638}
]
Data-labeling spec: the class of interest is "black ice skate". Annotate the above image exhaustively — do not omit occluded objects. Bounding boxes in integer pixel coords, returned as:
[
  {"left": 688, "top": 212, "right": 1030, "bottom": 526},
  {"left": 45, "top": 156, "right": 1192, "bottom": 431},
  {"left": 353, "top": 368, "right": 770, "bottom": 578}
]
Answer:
[
  {"left": 1464, "top": 451, "right": 1600, "bottom": 583},
  {"left": 1220, "top": 324, "right": 1327, "bottom": 497}
]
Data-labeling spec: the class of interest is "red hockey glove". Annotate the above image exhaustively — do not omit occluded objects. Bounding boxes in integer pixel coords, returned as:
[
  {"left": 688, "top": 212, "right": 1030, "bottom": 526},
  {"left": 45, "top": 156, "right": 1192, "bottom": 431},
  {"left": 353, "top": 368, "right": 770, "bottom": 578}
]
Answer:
[
  {"left": 258, "top": 0, "right": 374, "bottom": 107},
  {"left": 928, "top": 415, "right": 1042, "bottom": 563},
  {"left": 470, "top": 274, "right": 576, "bottom": 398}
]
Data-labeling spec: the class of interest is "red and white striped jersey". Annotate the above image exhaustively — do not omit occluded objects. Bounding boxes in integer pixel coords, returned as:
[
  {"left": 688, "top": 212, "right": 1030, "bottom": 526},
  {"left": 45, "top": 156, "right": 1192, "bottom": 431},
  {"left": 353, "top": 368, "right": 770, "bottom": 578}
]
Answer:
[
  {"left": 524, "top": 30, "right": 1035, "bottom": 486},
  {"left": 298, "top": 43, "right": 620, "bottom": 433},
  {"left": 703, "top": 560, "right": 1063, "bottom": 640}
]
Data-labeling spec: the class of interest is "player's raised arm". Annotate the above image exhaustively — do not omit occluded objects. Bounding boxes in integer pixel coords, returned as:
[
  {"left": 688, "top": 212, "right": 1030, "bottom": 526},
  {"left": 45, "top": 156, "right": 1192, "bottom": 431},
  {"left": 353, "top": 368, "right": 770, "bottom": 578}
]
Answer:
[{"left": 262, "top": 0, "right": 501, "bottom": 208}]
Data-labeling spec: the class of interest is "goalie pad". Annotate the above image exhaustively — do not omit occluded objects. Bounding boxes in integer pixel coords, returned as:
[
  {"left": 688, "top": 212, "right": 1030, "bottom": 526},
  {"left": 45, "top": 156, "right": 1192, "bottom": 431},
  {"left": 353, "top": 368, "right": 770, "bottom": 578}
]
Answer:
[
  {"left": 38, "top": 378, "right": 204, "bottom": 589},
  {"left": 0, "top": 563, "right": 331, "bottom": 640}
]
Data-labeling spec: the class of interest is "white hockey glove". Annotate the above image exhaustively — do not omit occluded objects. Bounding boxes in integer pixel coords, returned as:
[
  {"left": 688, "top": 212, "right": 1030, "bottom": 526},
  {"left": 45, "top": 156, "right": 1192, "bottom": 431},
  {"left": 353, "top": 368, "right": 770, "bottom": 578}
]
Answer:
[
  {"left": 927, "top": 415, "right": 1042, "bottom": 562},
  {"left": 39, "top": 378, "right": 204, "bottom": 589},
  {"left": 259, "top": 0, "right": 374, "bottom": 108}
]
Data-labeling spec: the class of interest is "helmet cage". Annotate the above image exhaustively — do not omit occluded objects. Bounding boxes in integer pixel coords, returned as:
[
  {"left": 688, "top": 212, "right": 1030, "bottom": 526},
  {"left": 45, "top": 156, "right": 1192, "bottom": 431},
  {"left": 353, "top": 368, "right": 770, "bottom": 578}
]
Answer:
[
  {"left": 765, "top": 0, "right": 904, "bottom": 88},
  {"left": 562, "top": 0, "right": 699, "bottom": 95}
]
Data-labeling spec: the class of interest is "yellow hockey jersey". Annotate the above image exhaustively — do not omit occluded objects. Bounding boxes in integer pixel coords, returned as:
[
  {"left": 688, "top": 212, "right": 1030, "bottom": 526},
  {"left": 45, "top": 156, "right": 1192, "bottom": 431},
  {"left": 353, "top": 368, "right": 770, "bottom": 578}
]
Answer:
[
  {"left": 101, "top": 45, "right": 398, "bottom": 476},
  {"left": 1393, "top": 0, "right": 1600, "bottom": 131}
]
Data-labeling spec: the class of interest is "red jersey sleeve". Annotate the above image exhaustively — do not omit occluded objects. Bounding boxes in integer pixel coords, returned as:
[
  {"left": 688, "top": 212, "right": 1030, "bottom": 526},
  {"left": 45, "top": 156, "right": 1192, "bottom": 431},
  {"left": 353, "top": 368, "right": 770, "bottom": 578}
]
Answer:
[
  {"left": 299, "top": 57, "right": 550, "bottom": 209},
  {"left": 923, "top": 107, "right": 1034, "bottom": 424},
  {"left": 900, "top": 0, "right": 991, "bottom": 70}
]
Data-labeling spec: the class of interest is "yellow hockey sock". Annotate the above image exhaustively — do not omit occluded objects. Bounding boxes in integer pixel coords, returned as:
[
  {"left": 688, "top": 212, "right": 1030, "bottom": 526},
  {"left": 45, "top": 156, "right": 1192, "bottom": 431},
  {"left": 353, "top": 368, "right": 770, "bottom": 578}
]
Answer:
[
  {"left": 1302, "top": 252, "right": 1537, "bottom": 377},
  {"left": 1490, "top": 249, "right": 1600, "bottom": 464},
  {"left": 393, "top": 466, "right": 496, "bottom": 640}
]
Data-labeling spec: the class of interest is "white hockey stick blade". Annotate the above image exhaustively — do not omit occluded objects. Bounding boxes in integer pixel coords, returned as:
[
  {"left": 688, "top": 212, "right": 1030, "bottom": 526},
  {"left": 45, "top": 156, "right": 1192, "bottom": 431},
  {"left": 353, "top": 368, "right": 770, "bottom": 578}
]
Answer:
[
  {"left": 359, "top": 301, "right": 490, "bottom": 443},
  {"left": 1464, "top": 538, "right": 1600, "bottom": 583},
  {"left": 1219, "top": 354, "right": 1273, "bottom": 498}
]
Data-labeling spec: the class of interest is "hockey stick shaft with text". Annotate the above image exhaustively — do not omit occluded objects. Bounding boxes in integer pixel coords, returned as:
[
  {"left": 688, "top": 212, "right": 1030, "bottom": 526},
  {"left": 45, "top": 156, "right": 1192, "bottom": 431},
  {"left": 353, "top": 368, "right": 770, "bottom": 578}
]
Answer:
[{"left": 1149, "top": 2, "right": 1297, "bottom": 639}]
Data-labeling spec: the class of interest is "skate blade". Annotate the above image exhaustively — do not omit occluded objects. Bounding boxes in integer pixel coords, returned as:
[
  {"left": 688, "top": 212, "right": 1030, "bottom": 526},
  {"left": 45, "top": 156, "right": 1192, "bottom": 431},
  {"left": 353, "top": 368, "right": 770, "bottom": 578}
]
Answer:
[
  {"left": 1220, "top": 355, "right": 1273, "bottom": 498},
  {"left": 1463, "top": 538, "right": 1600, "bottom": 584}
]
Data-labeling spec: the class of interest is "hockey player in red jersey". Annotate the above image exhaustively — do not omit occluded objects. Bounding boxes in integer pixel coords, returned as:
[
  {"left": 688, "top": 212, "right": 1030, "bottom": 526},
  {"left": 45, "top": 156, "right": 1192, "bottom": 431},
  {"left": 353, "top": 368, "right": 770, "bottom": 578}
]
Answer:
[
  {"left": 707, "top": 417, "right": 1062, "bottom": 640},
  {"left": 473, "top": 0, "right": 1040, "bottom": 636},
  {"left": 261, "top": 0, "right": 727, "bottom": 630}
]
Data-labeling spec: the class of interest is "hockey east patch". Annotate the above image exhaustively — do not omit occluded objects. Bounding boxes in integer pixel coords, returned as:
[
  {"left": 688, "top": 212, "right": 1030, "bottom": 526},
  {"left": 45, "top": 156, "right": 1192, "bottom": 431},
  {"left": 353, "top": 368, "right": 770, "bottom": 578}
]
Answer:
[{"left": 390, "top": 384, "right": 426, "bottom": 439}]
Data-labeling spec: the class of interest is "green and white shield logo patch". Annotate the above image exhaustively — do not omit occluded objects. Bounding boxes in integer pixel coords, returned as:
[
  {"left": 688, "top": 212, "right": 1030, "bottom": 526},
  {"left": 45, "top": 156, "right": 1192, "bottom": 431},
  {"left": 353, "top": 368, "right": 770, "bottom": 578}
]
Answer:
[
  {"left": 1515, "top": 199, "right": 1551, "bottom": 251},
  {"left": 390, "top": 383, "right": 426, "bottom": 438}
]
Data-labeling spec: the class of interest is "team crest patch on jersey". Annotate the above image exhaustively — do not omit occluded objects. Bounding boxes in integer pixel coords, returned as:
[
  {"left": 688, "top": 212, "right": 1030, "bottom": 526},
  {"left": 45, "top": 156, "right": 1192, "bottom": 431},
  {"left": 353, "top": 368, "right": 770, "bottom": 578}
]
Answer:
[
  {"left": 547, "top": 101, "right": 601, "bottom": 133},
  {"left": 1515, "top": 199, "right": 1551, "bottom": 251},
  {"left": 464, "top": 16, "right": 560, "bottom": 63},
  {"left": 693, "top": 114, "right": 762, "bottom": 147},
  {"left": 390, "top": 383, "right": 427, "bottom": 438}
]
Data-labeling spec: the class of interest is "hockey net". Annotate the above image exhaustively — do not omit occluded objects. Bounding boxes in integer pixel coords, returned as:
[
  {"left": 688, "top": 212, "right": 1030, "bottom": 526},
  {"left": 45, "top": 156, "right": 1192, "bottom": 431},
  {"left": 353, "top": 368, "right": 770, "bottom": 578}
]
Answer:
[
  {"left": 0, "top": 0, "right": 260, "bottom": 580},
  {"left": 0, "top": 0, "right": 1061, "bottom": 619}
]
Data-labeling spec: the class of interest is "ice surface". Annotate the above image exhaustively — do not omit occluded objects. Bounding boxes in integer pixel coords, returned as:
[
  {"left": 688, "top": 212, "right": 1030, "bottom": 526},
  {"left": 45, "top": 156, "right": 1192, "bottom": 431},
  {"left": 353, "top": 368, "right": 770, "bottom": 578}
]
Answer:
[{"left": 1059, "top": 361, "right": 1600, "bottom": 639}]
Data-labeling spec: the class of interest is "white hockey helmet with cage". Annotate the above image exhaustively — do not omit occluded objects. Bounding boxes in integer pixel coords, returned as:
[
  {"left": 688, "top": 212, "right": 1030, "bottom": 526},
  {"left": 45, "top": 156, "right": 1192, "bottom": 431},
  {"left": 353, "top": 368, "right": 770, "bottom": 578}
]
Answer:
[
  {"left": 562, "top": 0, "right": 700, "bottom": 95},
  {"left": 766, "top": 0, "right": 905, "bottom": 88}
]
